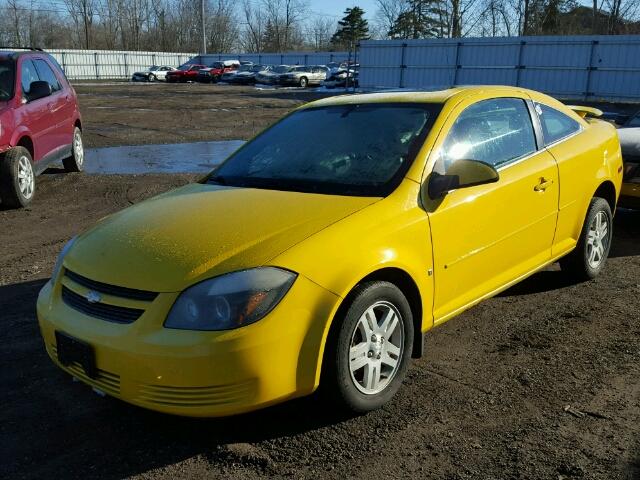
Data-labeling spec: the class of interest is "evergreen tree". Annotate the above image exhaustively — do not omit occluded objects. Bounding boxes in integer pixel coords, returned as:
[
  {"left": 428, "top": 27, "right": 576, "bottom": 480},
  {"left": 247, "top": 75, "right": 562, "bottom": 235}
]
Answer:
[
  {"left": 388, "top": 0, "right": 446, "bottom": 39},
  {"left": 331, "top": 7, "right": 370, "bottom": 50}
]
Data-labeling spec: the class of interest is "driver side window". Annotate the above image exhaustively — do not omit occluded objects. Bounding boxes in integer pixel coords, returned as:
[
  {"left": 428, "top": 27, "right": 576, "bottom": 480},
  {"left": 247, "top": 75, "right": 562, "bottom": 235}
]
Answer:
[{"left": 434, "top": 98, "right": 537, "bottom": 174}]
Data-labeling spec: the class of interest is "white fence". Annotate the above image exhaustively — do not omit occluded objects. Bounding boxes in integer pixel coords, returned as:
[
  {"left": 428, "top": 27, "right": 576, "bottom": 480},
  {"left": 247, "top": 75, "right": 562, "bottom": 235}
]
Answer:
[
  {"left": 44, "top": 49, "right": 351, "bottom": 80},
  {"left": 358, "top": 35, "right": 640, "bottom": 102},
  {"left": 48, "top": 49, "right": 196, "bottom": 80}
]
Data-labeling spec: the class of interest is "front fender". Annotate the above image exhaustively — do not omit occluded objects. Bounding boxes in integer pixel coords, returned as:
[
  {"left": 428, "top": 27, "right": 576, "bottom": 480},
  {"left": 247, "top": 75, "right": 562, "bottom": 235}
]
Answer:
[{"left": 271, "top": 179, "right": 434, "bottom": 388}]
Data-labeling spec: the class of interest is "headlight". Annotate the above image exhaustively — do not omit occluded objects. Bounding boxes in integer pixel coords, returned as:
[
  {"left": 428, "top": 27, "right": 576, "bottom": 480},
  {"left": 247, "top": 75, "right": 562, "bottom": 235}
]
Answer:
[
  {"left": 165, "top": 267, "right": 297, "bottom": 331},
  {"left": 51, "top": 236, "right": 77, "bottom": 282}
]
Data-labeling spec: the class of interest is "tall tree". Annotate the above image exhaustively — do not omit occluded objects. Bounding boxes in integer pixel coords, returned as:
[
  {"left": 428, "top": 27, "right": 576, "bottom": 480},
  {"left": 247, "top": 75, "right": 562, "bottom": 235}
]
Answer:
[{"left": 331, "top": 7, "right": 370, "bottom": 50}]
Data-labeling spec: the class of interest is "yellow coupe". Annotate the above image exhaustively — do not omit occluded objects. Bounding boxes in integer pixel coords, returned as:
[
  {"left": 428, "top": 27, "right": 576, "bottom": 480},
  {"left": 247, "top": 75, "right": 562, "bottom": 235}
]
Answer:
[{"left": 38, "top": 86, "right": 623, "bottom": 416}]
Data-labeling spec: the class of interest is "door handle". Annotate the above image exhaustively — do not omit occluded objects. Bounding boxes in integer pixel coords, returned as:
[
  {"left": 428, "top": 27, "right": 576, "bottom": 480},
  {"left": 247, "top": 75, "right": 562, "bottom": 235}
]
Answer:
[{"left": 534, "top": 178, "right": 553, "bottom": 192}]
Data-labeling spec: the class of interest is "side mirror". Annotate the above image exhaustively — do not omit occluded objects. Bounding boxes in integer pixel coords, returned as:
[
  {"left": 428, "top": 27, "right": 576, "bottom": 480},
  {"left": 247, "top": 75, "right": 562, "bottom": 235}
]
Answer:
[
  {"left": 427, "top": 159, "right": 499, "bottom": 199},
  {"left": 27, "top": 81, "right": 52, "bottom": 102}
]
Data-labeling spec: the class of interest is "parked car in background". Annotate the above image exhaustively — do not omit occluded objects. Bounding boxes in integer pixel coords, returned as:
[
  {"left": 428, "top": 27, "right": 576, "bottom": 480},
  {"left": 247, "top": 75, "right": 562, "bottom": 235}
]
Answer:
[
  {"left": 616, "top": 110, "right": 640, "bottom": 208},
  {"left": 255, "top": 65, "right": 292, "bottom": 85},
  {"left": 220, "top": 63, "right": 253, "bottom": 83},
  {"left": 131, "top": 65, "right": 176, "bottom": 82},
  {"left": 196, "top": 60, "right": 240, "bottom": 83},
  {"left": 166, "top": 64, "right": 206, "bottom": 83},
  {"left": 228, "top": 64, "right": 271, "bottom": 85},
  {"left": 323, "top": 65, "right": 359, "bottom": 89},
  {"left": 0, "top": 49, "right": 83, "bottom": 208},
  {"left": 38, "top": 87, "right": 622, "bottom": 417},
  {"left": 278, "top": 65, "right": 329, "bottom": 88}
]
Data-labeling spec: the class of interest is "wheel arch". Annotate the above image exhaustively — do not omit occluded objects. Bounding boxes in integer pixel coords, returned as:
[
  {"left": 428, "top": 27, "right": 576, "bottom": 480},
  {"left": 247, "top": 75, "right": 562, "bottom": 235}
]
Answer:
[
  {"left": 593, "top": 180, "right": 617, "bottom": 213},
  {"left": 322, "top": 266, "right": 425, "bottom": 373},
  {"left": 15, "top": 135, "right": 34, "bottom": 159}
]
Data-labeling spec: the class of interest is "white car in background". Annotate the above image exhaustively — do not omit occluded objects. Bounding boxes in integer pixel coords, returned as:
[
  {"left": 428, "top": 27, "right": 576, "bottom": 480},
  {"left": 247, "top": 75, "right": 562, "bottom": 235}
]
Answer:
[{"left": 131, "top": 65, "right": 176, "bottom": 82}]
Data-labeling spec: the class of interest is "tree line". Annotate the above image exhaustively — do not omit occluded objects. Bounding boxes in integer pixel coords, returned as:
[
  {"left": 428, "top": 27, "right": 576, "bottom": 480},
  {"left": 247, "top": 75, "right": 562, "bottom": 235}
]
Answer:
[{"left": 0, "top": 0, "right": 638, "bottom": 53}]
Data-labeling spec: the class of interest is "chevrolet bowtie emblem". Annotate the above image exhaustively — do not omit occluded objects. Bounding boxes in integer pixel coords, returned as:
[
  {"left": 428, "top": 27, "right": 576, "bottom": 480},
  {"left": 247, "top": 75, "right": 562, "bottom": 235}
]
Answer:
[{"left": 85, "top": 290, "right": 101, "bottom": 304}]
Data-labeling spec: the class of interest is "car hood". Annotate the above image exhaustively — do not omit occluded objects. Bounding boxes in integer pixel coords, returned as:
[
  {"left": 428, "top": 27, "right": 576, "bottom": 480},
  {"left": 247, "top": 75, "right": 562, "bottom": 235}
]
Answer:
[
  {"left": 64, "top": 183, "right": 377, "bottom": 292},
  {"left": 133, "top": 70, "right": 151, "bottom": 75}
]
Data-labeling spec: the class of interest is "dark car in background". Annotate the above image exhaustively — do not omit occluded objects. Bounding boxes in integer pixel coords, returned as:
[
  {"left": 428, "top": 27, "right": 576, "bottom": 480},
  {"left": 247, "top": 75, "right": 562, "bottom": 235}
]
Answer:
[
  {"left": 255, "top": 65, "right": 292, "bottom": 85},
  {"left": 0, "top": 49, "right": 83, "bottom": 208},
  {"left": 227, "top": 65, "right": 272, "bottom": 85},
  {"left": 196, "top": 60, "right": 240, "bottom": 83}
]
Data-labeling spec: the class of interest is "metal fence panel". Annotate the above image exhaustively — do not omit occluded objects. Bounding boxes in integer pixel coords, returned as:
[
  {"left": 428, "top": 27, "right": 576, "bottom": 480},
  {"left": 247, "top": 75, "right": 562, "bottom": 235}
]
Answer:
[
  {"left": 43, "top": 49, "right": 349, "bottom": 80},
  {"left": 359, "top": 35, "right": 640, "bottom": 102}
]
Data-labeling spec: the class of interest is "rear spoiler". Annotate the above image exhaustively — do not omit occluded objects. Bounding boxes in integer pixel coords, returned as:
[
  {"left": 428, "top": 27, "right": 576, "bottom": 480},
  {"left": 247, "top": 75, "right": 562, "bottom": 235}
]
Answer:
[{"left": 567, "top": 105, "right": 603, "bottom": 119}]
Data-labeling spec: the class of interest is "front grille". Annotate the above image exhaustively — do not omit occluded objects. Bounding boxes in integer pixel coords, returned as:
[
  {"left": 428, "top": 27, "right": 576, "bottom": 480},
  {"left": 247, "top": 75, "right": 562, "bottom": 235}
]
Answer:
[
  {"left": 65, "top": 269, "right": 157, "bottom": 301},
  {"left": 52, "top": 345, "right": 121, "bottom": 395},
  {"left": 136, "top": 380, "right": 257, "bottom": 408},
  {"left": 61, "top": 285, "right": 144, "bottom": 324}
]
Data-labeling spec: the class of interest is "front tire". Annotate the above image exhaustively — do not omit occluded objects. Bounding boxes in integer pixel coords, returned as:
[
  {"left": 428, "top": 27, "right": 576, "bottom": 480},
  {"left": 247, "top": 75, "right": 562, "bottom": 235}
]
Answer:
[
  {"left": 560, "top": 197, "right": 613, "bottom": 281},
  {"left": 148, "top": 73, "right": 156, "bottom": 82},
  {"left": 323, "top": 281, "right": 414, "bottom": 413},
  {"left": 0, "top": 146, "right": 35, "bottom": 209},
  {"left": 63, "top": 127, "right": 84, "bottom": 172},
  {"left": 299, "top": 76, "right": 308, "bottom": 88}
]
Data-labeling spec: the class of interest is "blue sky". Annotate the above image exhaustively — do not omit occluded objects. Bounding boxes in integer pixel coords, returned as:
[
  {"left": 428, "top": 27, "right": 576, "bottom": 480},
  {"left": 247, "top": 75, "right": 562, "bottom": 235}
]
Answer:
[{"left": 309, "top": 1, "right": 380, "bottom": 21}]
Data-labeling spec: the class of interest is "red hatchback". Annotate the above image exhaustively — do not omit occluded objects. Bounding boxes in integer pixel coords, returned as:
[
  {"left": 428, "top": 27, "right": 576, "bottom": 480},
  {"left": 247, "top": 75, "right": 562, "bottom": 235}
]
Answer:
[{"left": 0, "top": 49, "right": 83, "bottom": 208}]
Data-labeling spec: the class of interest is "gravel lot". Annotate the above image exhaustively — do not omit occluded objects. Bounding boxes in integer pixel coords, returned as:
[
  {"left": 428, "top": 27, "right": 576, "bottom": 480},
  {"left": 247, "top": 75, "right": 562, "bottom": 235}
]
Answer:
[{"left": 1, "top": 83, "right": 639, "bottom": 479}]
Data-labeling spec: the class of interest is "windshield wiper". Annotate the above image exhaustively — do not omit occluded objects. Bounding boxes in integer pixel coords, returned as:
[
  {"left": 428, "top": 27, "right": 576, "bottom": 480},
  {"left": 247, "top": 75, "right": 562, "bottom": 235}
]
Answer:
[{"left": 207, "top": 175, "right": 228, "bottom": 185}]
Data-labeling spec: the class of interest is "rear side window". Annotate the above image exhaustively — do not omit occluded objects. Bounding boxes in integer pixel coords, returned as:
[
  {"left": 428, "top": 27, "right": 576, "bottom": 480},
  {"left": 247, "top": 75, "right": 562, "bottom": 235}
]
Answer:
[
  {"left": 20, "top": 59, "right": 40, "bottom": 96},
  {"left": 436, "top": 98, "right": 537, "bottom": 172},
  {"left": 34, "top": 59, "right": 61, "bottom": 92},
  {"left": 536, "top": 104, "right": 581, "bottom": 145}
]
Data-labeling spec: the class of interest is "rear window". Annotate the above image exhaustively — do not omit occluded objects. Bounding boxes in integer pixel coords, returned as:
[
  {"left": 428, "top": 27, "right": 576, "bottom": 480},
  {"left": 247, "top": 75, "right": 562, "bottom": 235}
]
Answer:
[
  {"left": 0, "top": 59, "right": 15, "bottom": 100},
  {"left": 536, "top": 103, "right": 581, "bottom": 145}
]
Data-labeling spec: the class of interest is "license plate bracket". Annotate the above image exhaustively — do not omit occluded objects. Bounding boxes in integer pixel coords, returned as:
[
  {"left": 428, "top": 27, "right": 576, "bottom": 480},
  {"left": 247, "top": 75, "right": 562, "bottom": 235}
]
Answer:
[{"left": 55, "top": 331, "right": 97, "bottom": 379}]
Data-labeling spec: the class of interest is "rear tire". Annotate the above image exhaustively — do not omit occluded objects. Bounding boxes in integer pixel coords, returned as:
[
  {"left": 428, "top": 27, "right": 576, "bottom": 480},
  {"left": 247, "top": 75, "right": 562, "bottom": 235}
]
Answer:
[
  {"left": 62, "top": 127, "right": 84, "bottom": 172},
  {"left": 0, "top": 146, "right": 35, "bottom": 209},
  {"left": 560, "top": 197, "right": 612, "bottom": 281},
  {"left": 322, "top": 281, "right": 413, "bottom": 413},
  {"left": 299, "top": 77, "right": 308, "bottom": 88}
]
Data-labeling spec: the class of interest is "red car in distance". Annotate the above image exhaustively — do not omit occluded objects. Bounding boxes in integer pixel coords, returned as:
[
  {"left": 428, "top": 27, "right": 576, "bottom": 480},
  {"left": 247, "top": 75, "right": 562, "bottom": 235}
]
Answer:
[{"left": 165, "top": 64, "right": 207, "bottom": 83}]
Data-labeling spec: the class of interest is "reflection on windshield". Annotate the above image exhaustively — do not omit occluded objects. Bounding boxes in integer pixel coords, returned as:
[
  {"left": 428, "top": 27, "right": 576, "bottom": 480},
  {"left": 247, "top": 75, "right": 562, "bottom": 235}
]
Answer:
[
  {"left": 208, "top": 103, "right": 442, "bottom": 197},
  {"left": 274, "top": 66, "right": 291, "bottom": 73},
  {"left": 0, "top": 60, "right": 15, "bottom": 100}
]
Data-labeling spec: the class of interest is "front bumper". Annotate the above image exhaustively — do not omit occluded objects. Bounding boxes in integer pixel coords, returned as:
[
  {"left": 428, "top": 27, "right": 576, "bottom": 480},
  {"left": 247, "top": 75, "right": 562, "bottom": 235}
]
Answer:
[{"left": 37, "top": 272, "right": 339, "bottom": 417}]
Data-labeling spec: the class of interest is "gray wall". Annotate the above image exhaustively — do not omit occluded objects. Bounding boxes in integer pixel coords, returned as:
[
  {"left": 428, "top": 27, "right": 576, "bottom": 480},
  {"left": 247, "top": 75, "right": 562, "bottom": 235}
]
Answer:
[{"left": 358, "top": 36, "right": 640, "bottom": 102}]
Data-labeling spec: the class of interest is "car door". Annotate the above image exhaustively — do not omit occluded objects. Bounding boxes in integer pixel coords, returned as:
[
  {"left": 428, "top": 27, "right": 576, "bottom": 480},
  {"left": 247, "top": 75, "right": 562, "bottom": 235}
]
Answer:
[
  {"left": 33, "top": 57, "right": 73, "bottom": 155},
  {"left": 424, "top": 96, "right": 559, "bottom": 323},
  {"left": 17, "top": 57, "right": 56, "bottom": 163}
]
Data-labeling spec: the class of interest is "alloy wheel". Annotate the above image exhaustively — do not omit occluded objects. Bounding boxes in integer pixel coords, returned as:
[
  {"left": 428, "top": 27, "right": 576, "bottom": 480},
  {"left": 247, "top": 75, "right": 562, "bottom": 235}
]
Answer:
[
  {"left": 586, "top": 210, "right": 609, "bottom": 269},
  {"left": 349, "top": 301, "right": 404, "bottom": 395},
  {"left": 74, "top": 130, "right": 84, "bottom": 166},
  {"left": 17, "top": 155, "right": 34, "bottom": 199}
]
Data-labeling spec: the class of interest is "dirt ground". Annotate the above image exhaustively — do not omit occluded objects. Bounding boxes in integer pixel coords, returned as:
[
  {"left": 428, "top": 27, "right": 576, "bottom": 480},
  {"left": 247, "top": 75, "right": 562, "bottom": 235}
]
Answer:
[
  {"left": 73, "top": 82, "right": 331, "bottom": 148},
  {"left": 1, "top": 83, "right": 639, "bottom": 479}
]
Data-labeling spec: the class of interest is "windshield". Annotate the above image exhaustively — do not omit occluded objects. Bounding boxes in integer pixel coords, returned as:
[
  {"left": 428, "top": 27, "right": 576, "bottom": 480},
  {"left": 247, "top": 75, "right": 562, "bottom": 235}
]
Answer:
[
  {"left": 178, "top": 64, "right": 190, "bottom": 71},
  {"left": 251, "top": 65, "right": 264, "bottom": 72},
  {"left": 149, "top": 66, "right": 159, "bottom": 71},
  {"left": 291, "top": 66, "right": 309, "bottom": 72},
  {"left": 238, "top": 65, "right": 252, "bottom": 72},
  {"left": 0, "top": 60, "right": 15, "bottom": 100},
  {"left": 274, "top": 65, "right": 291, "bottom": 74},
  {"left": 208, "top": 103, "right": 442, "bottom": 197}
]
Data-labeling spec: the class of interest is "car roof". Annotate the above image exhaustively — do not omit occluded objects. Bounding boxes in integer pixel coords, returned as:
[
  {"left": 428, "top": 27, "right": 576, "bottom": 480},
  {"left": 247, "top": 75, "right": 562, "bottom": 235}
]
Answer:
[
  {"left": 0, "top": 48, "right": 46, "bottom": 60},
  {"left": 302, "top": 86, "right": 546, "bottom": 109}
]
